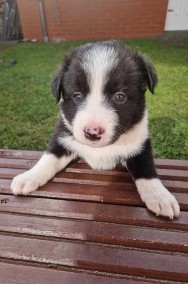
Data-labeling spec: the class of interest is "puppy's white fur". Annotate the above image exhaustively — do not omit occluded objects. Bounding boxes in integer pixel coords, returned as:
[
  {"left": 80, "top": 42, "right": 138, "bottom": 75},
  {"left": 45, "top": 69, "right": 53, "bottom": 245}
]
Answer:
[
  {"left": 11, "top": 153, "right": 75, "bottom": 195},
  {"left": 72, "top": 99, "right": 118, "bottom": 148},
  {"left": 82, "top": 45, "right": 118, "bottom": 94},
  {"left": 136, "top": 178, "right": 180, "bottom": 219},
  {"left": 61, "top": 111, "right": 73, "bottom": 132},
  {"left": 72, "top": 46, "right": 119, "bottom": 147}
]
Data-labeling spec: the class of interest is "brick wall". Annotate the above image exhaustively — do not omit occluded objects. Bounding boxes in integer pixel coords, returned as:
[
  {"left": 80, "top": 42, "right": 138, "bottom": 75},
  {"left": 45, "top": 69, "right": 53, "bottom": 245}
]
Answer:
[{"left": 17, "top": 0, "right": 168, "bottom": 41}]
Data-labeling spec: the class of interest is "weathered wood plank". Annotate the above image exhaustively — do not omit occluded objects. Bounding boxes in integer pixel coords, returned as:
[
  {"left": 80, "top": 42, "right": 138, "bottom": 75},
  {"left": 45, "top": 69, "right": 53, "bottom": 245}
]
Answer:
[
  {"left": 157, "top": 168, "right": 188, "bottom": 181},
  {"left": 1, "top": 158, "right": 188, "bottom": 180},
  {"left": 0, "top": 165, "right": 187, "bottom": 185},
  {"left": 0, "top": 167, "right": 131, "bottom": 182},
  {"left": 0, "top": 166, "right": 188, "bottom": 190},
  {"left": 57, "top": 168, "right": 188, "bottom": 182},
  {"left": 0, "top": 195, "right": 187, "bottom": 230},
  {"left": 1, "top": 178, "right": 188, "bottom": 200},
  {"left": 0, "top": 235, "right": 187, "bottom": 282},
  {"left": 1, "top": 156, "right": 188, "bottom": 172},
  {"left": 0, "top": 181, "right": 187, "bottom": 210},
  {"left": 0, "top": 262, "right": 161, "bottom": 284},
  {"left": 0, "top": 150, "right": 188, "bottom": 169},
  {"left": 155, "top": 158, "right": 188, "bottom": 170},
  {"left": 0, "top": 149, "right": 42, "bottom": 160},
  {"left": 0, "top": 158, "right": 37, "bottom": 169},
  {"left": 0, "top": 213, "right": 187, "bottom": 253}
]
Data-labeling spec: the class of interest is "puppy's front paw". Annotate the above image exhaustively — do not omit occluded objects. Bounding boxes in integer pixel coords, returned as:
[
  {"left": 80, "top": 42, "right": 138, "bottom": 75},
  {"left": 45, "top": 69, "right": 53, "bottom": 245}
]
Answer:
[
  {"left": 11, "top": 171, "right": 40, "bottom": 195},
  {"left": 136, "top": 179, "right": 180, "bottom": 219},
  {"left": 144, "top": 189, "right": 180, "bottom": 219}
]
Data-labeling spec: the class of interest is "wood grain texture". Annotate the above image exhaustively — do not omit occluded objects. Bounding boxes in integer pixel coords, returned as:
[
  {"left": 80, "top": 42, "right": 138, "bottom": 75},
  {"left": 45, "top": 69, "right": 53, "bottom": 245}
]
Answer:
[
  {"left": 1, "top": 235, "right": 188, "bottom": 282},
  {"left": 0, "top": 213, "right": 187, "bottom": 253},
  {"left": 0, "top": 149, "right": 42, "bottom": 160},
  {"left": 0, "top": 194, "right": 188, "bottom": 230},
  {"left": 0, "top": 262, "right": 160, "bottom": 284},
  {"left": 0, "top": 149, "right": 188, "bottom": 283},
  {"left": 0, "top": 178, "right": 187, "bottom": 210},
  {"left": 1, "top": 149, "right": 188, "bottom": 168}
]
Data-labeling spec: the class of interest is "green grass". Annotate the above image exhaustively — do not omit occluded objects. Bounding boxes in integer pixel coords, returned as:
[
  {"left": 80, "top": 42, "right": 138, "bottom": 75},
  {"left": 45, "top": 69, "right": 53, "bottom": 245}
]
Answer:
[{"left": 0, "top": 39, "right": 187, "bottom": 159}]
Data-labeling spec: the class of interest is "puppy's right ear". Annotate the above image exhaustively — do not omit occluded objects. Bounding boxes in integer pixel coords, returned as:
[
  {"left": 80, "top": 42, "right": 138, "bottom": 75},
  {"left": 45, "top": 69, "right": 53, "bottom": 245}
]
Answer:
[
  {"left": 51, "top": 67, "right": 63, "bottom": 102},
  {"left": 51, "top": 48, "right": 78, "bottom": 102}
]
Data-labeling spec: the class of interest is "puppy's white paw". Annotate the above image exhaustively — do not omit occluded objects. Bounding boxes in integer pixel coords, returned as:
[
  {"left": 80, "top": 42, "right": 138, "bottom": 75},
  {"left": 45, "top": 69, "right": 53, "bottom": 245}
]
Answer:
[
  {"left": 11, "top": 171, "right": 40, "bottom": 195},
  {"left": 143, "top": 189, "right": 180, "bottom": 219},
  {"left": 136, "top": 178, "right": 180, "bottom": 219}
]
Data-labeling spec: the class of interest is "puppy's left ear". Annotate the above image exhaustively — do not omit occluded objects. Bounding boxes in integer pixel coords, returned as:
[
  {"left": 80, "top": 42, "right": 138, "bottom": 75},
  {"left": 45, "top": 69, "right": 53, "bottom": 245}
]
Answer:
[{"left": 135, "top": 53, "right": 158, "bottom": 94}]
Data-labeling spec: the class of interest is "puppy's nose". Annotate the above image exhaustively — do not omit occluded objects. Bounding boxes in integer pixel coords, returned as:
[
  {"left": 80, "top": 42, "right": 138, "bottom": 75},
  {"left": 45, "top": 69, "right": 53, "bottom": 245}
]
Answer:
[{"left": 84, "top": 124, "right": 104, "bottom": 141}]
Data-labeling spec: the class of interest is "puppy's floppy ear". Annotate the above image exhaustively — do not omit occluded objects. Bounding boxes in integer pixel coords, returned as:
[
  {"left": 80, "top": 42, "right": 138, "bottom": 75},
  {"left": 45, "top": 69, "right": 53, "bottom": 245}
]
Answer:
[
  {"left": 51, "top": 66, "right": 63, "bottom": 102},
  {"left": 51, "top": 48, "right": 78, "bottom": 102},
  {"left": 135, "top": 53, "right": 158, "bottom": 94}
]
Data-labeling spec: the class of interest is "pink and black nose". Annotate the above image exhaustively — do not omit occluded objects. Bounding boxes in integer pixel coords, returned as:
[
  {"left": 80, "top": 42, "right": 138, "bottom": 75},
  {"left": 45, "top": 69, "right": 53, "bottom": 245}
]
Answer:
[{"left": 84, "top": 124, "right": 104, "bottom": 141}]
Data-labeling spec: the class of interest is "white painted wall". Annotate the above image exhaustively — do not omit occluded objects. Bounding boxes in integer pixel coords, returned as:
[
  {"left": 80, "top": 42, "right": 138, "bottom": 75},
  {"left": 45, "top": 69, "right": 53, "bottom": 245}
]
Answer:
[{"left": 165, "top": 0, "right": 188, "bottom": 31}]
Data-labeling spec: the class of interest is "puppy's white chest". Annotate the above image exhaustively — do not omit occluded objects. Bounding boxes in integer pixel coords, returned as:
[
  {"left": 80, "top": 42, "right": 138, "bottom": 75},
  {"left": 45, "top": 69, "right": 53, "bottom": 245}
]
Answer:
[
  {"left": 81, "top": 148, "right": 118, "bottom": 170},
  {"left": 59, "top": 126, "right": 147, "bottom": 170},
  {"left": 59, "top": 111, "right": 148, "bottom": 170}
]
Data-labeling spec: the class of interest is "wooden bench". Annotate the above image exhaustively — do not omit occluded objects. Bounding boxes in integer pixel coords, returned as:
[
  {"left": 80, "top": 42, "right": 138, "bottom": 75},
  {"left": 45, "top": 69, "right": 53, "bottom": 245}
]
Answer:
[{"left": 0, "top": 149, "right": 188, "bottom": 283}]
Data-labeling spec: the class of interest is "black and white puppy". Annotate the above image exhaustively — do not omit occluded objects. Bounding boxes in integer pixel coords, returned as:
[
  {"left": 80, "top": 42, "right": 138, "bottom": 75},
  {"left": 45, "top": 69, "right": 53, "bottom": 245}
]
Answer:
[{"left": 11, "top": 40, "right": 180, "bottom": 219}]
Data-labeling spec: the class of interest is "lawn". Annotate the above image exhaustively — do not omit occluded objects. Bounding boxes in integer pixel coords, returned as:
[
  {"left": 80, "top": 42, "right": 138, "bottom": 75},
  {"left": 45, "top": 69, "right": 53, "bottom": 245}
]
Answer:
[{"left": 0, "top": 39, "right": 187, "bottom": 159}]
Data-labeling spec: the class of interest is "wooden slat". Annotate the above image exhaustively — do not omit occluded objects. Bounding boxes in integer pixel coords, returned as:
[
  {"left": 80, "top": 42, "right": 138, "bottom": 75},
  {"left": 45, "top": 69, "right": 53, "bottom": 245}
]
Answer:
[
  {"left": 0, "top": 165, "right": 187, "bottom": 209},
  {"left": 0, "top": 149, "right": 42, "bottom": 160},
  {"left": 0, "top": 235, "right": 187, "bottom": 282},
  {"left": 155, "top": 158, "right": 188, "bottom": 170},
  {"left": 0, "top": 179, "right": 187, "bottom": 210},
  {"left": 1, "top": 149, "right": 188, "bottom": 169},
  {"left": 0, "top": 213, "right": 187, "bottom": 253},
  {"left": 0, "top": 165, "right": 188, "bottom": 190},
  {"left": 0, "top": 168, "right": 26, "bottom": 179},
  {"left": 0, "top": 195, "right": 187, "bottom": 230},
  {"left": 0, "top": 262, "right": 162, "bottom": 284},
  {"left": 0, "top": 179, "right": 137, "bottom": 203},
  {"left": 0, "top": 158, "right": 37, "bottom": 169},
  {"left": 0, "top": 163, "right": 188, "bottom": 184},
  {"left": 56, "top": 167, "right": 188, "bottom": 182},
  {"left": 1, "top": 177, "right": 188, "bottom": 201},
  {"left": 0, "top": 167, "right": 132, "bottom": 183},
  {"left": 157, "top": 168, "right": 188, "bottom": 181},
  {"left": 1, "top": 156, "right": 188, "bottom": 172},
  {"left": 162, "top": 180, "right": 188, "bottom": 192}
]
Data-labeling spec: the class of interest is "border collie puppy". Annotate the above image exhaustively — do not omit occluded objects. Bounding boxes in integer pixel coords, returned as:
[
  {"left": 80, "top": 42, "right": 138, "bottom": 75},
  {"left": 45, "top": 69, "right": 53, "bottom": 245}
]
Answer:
[{"left": 11, "top": 41, "right": 180, "bottom": 219}]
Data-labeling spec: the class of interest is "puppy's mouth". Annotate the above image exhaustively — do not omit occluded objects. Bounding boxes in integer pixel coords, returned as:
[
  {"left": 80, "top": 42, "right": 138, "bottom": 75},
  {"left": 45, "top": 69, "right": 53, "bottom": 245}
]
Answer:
[
  {"left": 73, "top": 129, "right": 123, "bottom": 148},
  {"left": 74, "top": 135, "right": 111, "bottom": 148}
]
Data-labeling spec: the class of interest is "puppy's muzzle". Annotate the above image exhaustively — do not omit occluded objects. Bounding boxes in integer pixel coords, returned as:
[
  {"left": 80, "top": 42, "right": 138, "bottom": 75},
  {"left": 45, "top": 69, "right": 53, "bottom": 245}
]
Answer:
[{"left": 84, "top": 124, "right": 104, "bottom": 141}]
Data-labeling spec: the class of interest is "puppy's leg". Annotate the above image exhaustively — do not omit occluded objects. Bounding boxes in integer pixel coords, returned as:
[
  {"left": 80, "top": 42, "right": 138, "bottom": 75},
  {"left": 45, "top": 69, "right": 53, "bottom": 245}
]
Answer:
[
  {"left": 125, "top": 139, "right": 180, "bottom": 218},
  {"left": 11, "top": 147, "right": 75, "bottom": 196}
]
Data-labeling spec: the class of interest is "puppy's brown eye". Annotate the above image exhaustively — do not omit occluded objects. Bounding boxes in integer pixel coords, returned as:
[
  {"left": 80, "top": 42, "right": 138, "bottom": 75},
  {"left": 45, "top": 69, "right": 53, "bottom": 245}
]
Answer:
[
  {"left": 73, "top": 92, "right": 83, "bottom": 103},
  {"left": 114, "top": 92, "right": 127, "bottom": 103}
]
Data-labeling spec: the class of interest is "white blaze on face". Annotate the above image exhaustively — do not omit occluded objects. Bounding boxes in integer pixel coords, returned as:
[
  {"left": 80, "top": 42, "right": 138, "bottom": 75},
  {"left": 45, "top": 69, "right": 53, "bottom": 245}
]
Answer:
[{"left": 72, "top": 45, "right": 119, "bottom": 147}]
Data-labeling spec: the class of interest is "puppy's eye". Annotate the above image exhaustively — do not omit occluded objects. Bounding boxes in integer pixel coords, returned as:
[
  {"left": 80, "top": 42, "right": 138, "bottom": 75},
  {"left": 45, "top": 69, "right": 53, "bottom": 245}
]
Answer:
[
  {"left": 114, "top": 92, "right": 127, "bottom": 103},
  {"left": 73, "top": 92, "right": 83, "bottom": 103}
]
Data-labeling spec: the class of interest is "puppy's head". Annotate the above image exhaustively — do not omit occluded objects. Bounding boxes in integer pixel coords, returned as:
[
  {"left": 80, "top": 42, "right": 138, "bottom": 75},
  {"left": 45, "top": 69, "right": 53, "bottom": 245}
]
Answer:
[{"left": 52, "top": 41, "right": 157, "bottom": 147}]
